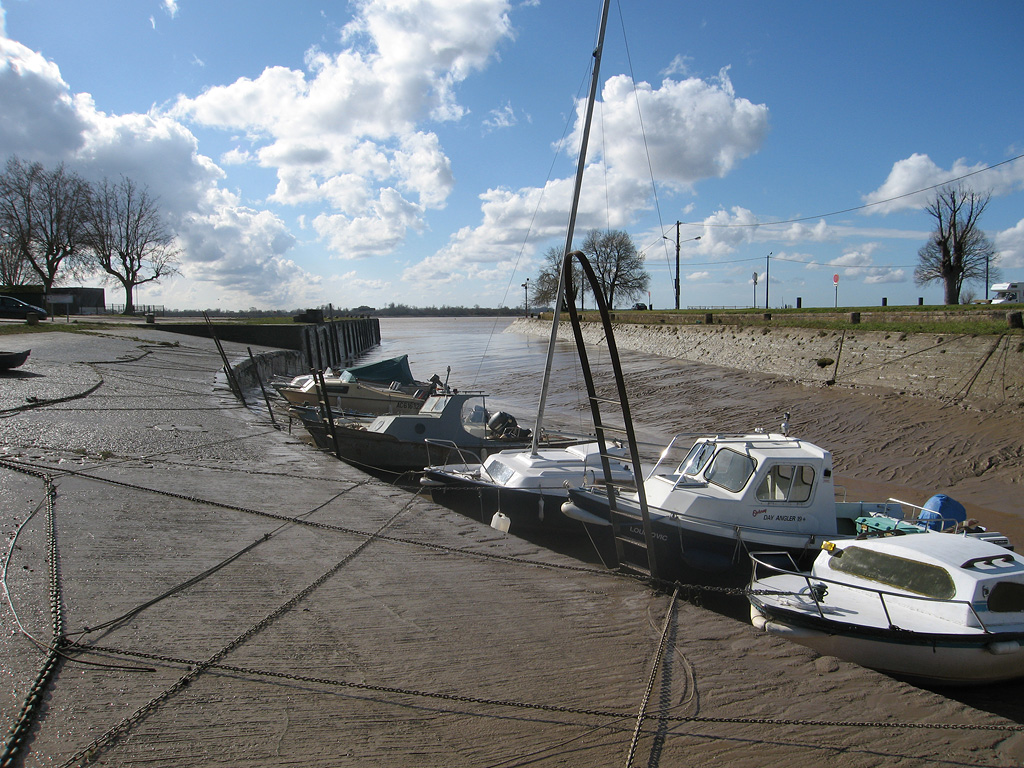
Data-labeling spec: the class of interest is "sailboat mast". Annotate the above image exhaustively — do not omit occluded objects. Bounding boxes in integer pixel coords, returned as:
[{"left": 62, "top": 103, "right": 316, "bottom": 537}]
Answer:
[{"left": 530, "top": 0, "right": 611, "bottom": 454}]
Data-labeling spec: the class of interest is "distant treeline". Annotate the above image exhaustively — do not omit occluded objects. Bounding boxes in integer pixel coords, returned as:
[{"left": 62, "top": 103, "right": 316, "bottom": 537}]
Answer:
[
  {"left": 160, "top": 303, "right": 546, "bottom": 319},
  {"left": 361, "top": 303, "right": 544, "bottom": 318}
]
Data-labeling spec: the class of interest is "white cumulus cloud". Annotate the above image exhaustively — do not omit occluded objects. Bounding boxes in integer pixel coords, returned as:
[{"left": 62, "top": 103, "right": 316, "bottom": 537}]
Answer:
[
  {"left": 863, "top": 153, "right": 1024, "bottom": 215},
  {"left": 404, "top": 69, "right": 769, "bottom": 288}
]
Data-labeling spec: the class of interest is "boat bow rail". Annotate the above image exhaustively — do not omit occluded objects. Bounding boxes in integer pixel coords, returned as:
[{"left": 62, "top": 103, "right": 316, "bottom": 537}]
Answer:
[{"left": 750, "top": 551, "right": 998, "bottom": 634}]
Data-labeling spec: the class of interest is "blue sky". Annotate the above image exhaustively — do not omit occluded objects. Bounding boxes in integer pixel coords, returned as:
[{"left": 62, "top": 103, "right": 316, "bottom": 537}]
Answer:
[{"left": 2, "top": 0, "right": 1022, "bottom": 311}]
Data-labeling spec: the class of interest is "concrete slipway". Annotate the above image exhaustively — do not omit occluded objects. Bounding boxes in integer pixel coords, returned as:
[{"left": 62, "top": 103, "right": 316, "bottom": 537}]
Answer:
[{"left": 2, "top": 325, "right": 1023, "bottom": 767}]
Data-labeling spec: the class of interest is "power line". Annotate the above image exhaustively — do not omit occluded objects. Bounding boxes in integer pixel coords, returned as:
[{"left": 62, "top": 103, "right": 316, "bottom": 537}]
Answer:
[{"left": 676, "top": 152, "right": 1024, "bottom": 231}]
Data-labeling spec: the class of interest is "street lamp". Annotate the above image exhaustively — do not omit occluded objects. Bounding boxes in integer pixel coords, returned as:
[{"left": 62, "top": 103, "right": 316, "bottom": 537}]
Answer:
[
  {"left": 521, "top": 278, "right": 530, "bottom": 317},
  {"left": 664, "top": 222, "right": 701, "bottom": 310}
]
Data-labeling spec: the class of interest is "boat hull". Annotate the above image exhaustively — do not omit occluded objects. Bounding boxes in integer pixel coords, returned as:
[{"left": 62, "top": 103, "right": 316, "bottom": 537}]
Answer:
[
  {"left": 422, "top": 470, "right": 586, "bottom": 534},
  {"left": 563, "top": 488, "right": 828, "bottom": 581},
  {"left": 0, "top": 349, "right": 30, "bottom": 370},
  {"left": 749, "top": 602, "right": 1024, "bottom": 686},
  {"left": 301, "top": 420, "right": 572, "bottom": 475},
  {"left": 276, "top": 381, "right": 425, "bottom": 416}
]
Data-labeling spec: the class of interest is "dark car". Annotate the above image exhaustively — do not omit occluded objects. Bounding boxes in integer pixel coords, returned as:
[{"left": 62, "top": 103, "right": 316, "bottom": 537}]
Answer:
[
  {"left": 631, "top": 302, "right": 648, "bottom": 310},
  {"left": 0, "top": 295, "right": 48, "bottom": 320}
]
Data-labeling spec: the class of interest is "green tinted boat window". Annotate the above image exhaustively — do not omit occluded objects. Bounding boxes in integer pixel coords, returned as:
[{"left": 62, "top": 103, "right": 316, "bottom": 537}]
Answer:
[{"left": 831, "top": 547, "right": 956, "bottom": 599}]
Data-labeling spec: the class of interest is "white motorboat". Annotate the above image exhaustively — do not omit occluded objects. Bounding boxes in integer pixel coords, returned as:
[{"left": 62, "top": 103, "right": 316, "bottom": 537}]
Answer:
[
  {"left": 274, "top": 354, "right": 441, "bottom": 416},
  {"left": 414, "top": 0, "right": 626, "bottom": 533},
  {"left": 292, "top": 391, "right": 584, "bottom": 475},
  {"left": 560, "top": 417, "right": 998, "bottom": 579},
  {"left": 748, "top": 529, "right": 1024, "bottom": 685},
  {"left": 420, "top": 442, "right": 635, "bottom": 534}
]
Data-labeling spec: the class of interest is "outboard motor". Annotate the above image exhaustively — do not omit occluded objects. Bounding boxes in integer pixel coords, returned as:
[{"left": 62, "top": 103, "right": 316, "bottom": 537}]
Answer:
[{"left": 487, "top": 411, "right": 516, "bottom": 435}]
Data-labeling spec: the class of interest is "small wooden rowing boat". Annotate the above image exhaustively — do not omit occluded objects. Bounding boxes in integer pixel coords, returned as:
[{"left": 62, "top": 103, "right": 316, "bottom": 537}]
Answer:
[{"left": 0, "top": 349, "right": 30, "bottom": 370}]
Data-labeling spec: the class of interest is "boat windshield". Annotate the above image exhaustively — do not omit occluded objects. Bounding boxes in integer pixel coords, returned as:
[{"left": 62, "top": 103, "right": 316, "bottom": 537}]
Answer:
[
  {"left": 678, "top": 442, "right": 715, "bottom": 477},
  {"left": 424, "top": 396, "right": 452, "bottom": 414},
  {"left": 704, "top": 449, "right": 755, "bottom": 493},
  {"left": 461, "top": 399, "right": 489, "bottom": 437},
  {"left": 829, "top": 547, "right": 956, "bottom": 600}
]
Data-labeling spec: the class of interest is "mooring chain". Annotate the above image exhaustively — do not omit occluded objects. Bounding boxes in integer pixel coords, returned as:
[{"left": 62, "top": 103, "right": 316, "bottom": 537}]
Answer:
[
  {"left": 1, "top": 458, "right": 799, "bottom": 600},
  {"left": 65, "top": 641, "right": 1024, "bottom": 735},
  {"left": 1, "top": 476, "right": 66, "bottom": 768},
  {"left": 626, "top": 586, "right": 680, "bottom": 767},
  {"left": 1, "top": 456, "right": 617, "bottom": 579},
  {"left": 59, "top": 499, "right": 417, "bottom": 767}
]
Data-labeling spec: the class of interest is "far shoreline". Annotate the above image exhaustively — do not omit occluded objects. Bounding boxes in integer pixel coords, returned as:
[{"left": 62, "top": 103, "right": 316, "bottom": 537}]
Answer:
[{"left": 508, "top": 316, "right": 1024, "bottom": 415}]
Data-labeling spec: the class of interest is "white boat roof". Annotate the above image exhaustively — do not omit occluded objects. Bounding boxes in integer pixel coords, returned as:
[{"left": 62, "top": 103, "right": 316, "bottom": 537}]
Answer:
[
  {"left": 485, "top": 442, "right": 626, "bottom": 469},
  {"left": 832, "top": 533, "right": 1024, "bottom": 570},
  {"left": 695, "top": 433, "right": 830, "bottom": 463},
  {"left": 823, "top": 534, "right": 1024, "bottom": 599}
]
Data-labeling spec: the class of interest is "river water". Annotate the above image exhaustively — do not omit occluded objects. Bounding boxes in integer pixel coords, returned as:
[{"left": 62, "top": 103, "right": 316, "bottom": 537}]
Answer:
[
  {"left": 352, "top": 316, "right": 617, "bottom": 440},
  {"left": 353, "top": 315, "right": 1024, "bottom": 541}
]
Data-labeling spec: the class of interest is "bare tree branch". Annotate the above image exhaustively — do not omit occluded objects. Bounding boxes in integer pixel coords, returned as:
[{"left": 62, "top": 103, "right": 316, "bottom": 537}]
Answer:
[
  {"left": 0, "top": 156, "right": 92, "bottom": 290},
  {"left": 86, "top": 176, "right": 180, "bottom": 314},
  {"left": 914, "top": 184, "right": 997, "bottom": 304}
]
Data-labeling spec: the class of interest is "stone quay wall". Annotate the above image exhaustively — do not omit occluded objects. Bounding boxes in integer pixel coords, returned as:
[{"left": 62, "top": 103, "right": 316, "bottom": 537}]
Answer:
[{"left": 509, "top": 317, "right": 1024, "bottom": 412}]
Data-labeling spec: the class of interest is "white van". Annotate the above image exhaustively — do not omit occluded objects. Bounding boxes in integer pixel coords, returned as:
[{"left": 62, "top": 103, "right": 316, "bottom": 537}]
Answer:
[{"left": 991, "top": 283, "right": 1022, "bottom": 304}]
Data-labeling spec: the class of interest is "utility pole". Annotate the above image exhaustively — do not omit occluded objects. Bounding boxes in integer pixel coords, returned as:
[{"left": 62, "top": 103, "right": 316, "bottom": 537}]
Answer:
[
  {"left": 665, "top": 222, "right": 700, "bottom": 311},
  {"left": 765, "top": 251, "right": 772, "bottom": 309},
  {"left": 674, "top": 222, "right": 681, "bottom": 310}
]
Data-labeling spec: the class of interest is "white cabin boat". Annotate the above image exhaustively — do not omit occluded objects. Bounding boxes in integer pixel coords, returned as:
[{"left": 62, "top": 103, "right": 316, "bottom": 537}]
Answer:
[
  {"left": 292, "top": 391, "right": 583, "bottom": 474},
  {"left": 561, "top": 421, "right": 982, "bottom": 578},
  {"left": 273, "top": 355, "right": 440, "bottom": 416},
  {"left": 420, "top": 442, "right": 634, "bottom": 534},
  {"left": 748, "top": 531, "right": 1024, "bottom": 685}
]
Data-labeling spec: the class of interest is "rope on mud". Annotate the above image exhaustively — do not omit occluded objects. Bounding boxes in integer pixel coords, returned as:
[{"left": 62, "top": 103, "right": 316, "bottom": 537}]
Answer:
[
  {"left": 0, "top": 378, "right": 104, "bottom": 416},
  {"left": 72, "top": 486, "right": 357, "bottom": 638},
  {"left": 941, "top": 333, "right": 1005, "bottom": 406}
]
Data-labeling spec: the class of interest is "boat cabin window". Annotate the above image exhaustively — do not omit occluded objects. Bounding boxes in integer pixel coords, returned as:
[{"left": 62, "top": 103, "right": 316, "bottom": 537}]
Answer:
[
  {"left": 678, "top": 442, "right": 715, "bottom": 478},
  {"left": 829, "top": 547, "right": 956, "bottom": 599},
  {"left": 755, "top": 464, "right": 814, "bottom": 503},
  {"left": 426, "top": 397, "right": 451, "bottom": 414},
  {"left": 987, "top": 582, "right": 1024, "bottom": 613},
  {"left": 487, "top": 460, "right": 516, "bottom": 484},
  {"left": 704, "top": 449, "right": 755, "bottom": 493}
]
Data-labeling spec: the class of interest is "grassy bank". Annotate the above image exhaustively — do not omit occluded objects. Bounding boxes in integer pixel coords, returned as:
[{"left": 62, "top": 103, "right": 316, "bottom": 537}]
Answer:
[{"left": 563, "top": 303, "right": 1024, "bottom": 336}]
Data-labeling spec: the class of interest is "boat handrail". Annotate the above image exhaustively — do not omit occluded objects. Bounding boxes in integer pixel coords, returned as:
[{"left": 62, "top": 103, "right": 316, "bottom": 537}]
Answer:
[
  {"left": 748, "top": 552, "right": 995, "bottom": 633},
  {"left": 645, "top": 431, "right": 802, "bottom": 484},
  {"left": 424, "top": 439, "right": 486, "bottom": 472},
  {"left": 883, "top": 498, "right": 989, "bottom": 534},
  {"left": 647, "top": 434, "right": 689, "bottom": 479}
]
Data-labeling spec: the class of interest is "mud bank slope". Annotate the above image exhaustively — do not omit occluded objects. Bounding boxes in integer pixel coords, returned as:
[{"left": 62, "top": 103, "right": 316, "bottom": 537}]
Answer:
[{"left": 510, "top": 317, "right": 1024, "bottom": 413}]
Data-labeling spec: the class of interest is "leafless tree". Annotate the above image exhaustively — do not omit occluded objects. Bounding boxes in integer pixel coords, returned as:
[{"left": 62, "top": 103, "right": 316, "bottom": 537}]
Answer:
[
  {"left": 0, "top": 156, "right": 93, "bottom": 290},
  {"left": 531, "top": 244, "right": 589, "bottom": 309},
  {"left": 581, "top": 229, "right": 649, "bottom": 309},
  {"left": 914, "top": 184, "right": 997, "bottom": 305},
  {"left": 0, "top": 229, "right": 29, "bottom": 285},
  {"left": 86, "top": 176, "right": 180, "bottom": 314}
]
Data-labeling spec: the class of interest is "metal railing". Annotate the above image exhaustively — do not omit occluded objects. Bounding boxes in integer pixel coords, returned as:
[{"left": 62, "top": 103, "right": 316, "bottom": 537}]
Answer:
[{"left": 749, "top": 551, "right": 996, "bottom": 633}]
